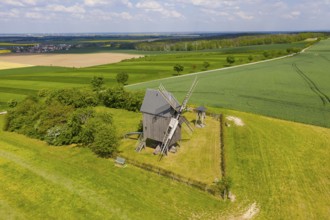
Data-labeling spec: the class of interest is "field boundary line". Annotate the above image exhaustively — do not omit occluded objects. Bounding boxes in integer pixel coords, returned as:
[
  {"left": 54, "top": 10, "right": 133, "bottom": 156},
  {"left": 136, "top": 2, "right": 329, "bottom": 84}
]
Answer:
[{"left": 125, "top": 52, "right": 302, "bottom": 88}]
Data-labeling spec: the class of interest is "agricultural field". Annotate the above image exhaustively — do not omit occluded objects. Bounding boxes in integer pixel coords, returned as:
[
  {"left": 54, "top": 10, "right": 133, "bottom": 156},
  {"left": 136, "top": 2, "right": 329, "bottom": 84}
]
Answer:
[
  {"left": 0, "top": 42, "right": 308, "bottom": 111},
  {"left": 0, "top": 53, "right": 142, "bottom": 68},
  {"left": 128, "top": 39, "right": 330, "bottom": 128},
  {"left": 0, "top": 61, "right": 33, "bottom": 70}
]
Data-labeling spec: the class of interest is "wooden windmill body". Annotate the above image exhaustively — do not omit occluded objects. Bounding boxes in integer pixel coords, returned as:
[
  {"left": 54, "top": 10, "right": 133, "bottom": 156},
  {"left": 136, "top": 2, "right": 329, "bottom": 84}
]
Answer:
[{"left": 137, "top": 78, "right": 198, "bottom": 159}]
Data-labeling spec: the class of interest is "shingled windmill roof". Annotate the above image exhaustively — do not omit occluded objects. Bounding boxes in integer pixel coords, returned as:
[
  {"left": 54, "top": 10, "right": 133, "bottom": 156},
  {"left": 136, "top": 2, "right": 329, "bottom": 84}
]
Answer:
[{"left": 140, "top": 89, "right": 181, "bottom": 117}]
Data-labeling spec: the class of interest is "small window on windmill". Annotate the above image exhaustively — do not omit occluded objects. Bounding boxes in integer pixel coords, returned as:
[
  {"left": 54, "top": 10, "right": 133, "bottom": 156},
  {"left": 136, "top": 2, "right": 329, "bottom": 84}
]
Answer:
[{"left": 152, "top": 116, "right": 158, "bottom": 123}]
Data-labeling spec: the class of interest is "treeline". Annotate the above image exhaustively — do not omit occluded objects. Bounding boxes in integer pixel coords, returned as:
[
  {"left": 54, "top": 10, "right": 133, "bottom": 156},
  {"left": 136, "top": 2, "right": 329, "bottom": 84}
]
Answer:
[
  {"left": 4, "top": 81, "right": 143, "bottom": 158},
  {"left": 135, "top": 33, "right": 325, "bottom": 51}
]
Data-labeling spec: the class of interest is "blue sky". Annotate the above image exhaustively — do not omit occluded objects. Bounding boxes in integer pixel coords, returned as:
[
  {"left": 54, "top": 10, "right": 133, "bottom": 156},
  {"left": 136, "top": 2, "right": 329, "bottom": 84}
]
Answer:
[{"left": 0, "top": 0, "right": 329, "bottom": 33}]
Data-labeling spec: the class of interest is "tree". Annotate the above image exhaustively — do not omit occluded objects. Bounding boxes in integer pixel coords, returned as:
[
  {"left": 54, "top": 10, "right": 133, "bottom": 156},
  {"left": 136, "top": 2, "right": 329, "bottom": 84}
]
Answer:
[
  {"left": 226, "top": 56, "right": 235, "bottom": 65},
  {"left": 90, "top": 124, "right": 118, "bottom": 157},
  {"left": 248, "top": 55, "right": 254, "bottom": 62},
  {"left": 203, "top": 61, "right": 210, "bottom": 70},
  {"left": 91, "top": 76, "right": 105, "bottom": 92},
  {"left": 116, "top": 72, "right": 129, "bottom": 85},
  {"left": 215, "top": 176, "right": 233, "bottom": 199},
  {"left": 173, "top": 64, "right": 184, "bottom": 75}
]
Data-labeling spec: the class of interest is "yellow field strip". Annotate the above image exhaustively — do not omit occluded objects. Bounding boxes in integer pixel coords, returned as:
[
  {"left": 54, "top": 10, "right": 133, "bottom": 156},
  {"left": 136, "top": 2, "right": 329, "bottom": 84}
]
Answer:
[{"left": 0, "top": 61, "right": 34, "bottom": 70}]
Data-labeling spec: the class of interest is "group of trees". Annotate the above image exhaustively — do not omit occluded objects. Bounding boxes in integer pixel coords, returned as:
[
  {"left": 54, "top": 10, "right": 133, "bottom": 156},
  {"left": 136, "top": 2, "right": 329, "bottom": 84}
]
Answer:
[
  {"left": 135, "top": 33, "right": 324, "bottom": 51},
  {"left": 5, "top": 77, "right": 143, "bottom": 158}
]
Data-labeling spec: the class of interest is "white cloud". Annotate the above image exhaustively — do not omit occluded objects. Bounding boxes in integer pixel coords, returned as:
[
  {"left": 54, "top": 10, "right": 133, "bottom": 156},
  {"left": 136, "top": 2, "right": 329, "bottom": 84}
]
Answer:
[
  {"left": 0, "top": 9, "right": 20, "bottom": 19},
  {"left": 87, "top": 9, "right": 133, "bottom": 21},
  {"left": 136, "top": 0, "right": 183, "bottom": 18},
  {"left": 84, "top": 0, "right": 107, "bottom": 6},
  {"left": 2, "top": 0, "right": 37, "bottom": 6},
  {"left": 236, "top": 11, "right": 254, "bottom": 20},
  {"left": 46, "top": 4, "right": 86, "bottom": 14},
  {"left": 25, "top": 12, "right": 43, "bottom": 19},
  {"left": 121, "top": 0, "right": 133, "bottom": 8},
  {"left": 283, "top": 10, "right": 301, "bottom": 19}
]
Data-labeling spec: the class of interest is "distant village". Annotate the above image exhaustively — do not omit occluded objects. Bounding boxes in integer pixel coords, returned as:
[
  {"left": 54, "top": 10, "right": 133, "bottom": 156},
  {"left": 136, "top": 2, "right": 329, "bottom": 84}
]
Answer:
[{"left": 13, "top": 44, "right": 72, "bottom": 53}]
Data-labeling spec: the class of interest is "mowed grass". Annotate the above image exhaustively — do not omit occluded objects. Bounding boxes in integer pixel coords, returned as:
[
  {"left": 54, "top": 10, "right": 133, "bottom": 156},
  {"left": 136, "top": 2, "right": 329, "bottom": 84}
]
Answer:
[
  {"left": 0, "top": 115, "right": 235, "bottom": 220},
  {"left": 217, "top": 108, "right": 330, "bottom": 219},
  {"left": 101, "top": 107, "right": 221, "bottom": 184},
  {"left": 1, "top": 106, "right": 329, "bottom": 219},
  {"left": 127, "top": 39, "right": 330, "bottom": 128}
]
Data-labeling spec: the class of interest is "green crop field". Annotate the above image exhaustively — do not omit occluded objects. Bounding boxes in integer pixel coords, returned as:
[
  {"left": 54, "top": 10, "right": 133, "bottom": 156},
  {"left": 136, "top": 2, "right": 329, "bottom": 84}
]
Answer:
[
  {"left": 127, "top": 39, "right": 330, "bottom": 128},
  {"left": 0, "top": 42, "right": 308, "bottom": 111}
]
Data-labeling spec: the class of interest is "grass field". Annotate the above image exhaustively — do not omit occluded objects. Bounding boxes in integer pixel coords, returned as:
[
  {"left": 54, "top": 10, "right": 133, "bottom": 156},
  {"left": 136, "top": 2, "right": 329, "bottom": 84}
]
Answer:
[
  {"left": 220, "top": 108, "right": 330, "bottom": 219},
  {"left": 1, "top": 106, "right": 329, "bottom": 219},
  {"left": 0, "top": 114, "right": 235, "bottom": 220},
  {"left": 127, "top": 39, "right": 330, "bottom": 128},
  {"left": 100, "top": 107, "right": 221, "bottom": 184}
]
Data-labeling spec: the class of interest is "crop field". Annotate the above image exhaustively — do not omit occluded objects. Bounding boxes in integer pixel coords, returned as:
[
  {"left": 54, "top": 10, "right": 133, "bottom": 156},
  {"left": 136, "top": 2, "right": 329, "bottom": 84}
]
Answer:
[
  {"left": 0, "top": 53, "right": 142, "bottom": 68},
  {"left": 0, "top": 61, "right": 33, "bottom": 70},
  {"left": 0, "top": 42, "right": 308, "bottom": 111},
  {"left": 127, "top": 39, "right": 330, "bottom": 128}
]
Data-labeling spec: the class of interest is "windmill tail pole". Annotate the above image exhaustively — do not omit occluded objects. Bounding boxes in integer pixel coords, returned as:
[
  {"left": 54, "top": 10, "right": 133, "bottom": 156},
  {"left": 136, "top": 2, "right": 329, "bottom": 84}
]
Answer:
[{"left": 180, "top": 77, "right": 198, "bottom": 112}]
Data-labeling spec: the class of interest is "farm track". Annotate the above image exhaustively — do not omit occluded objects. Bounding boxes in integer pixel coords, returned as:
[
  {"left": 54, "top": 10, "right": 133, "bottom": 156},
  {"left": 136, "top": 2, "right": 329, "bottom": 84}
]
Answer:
[{"left": 292, "top": 63, "right": 330, "bottom": 105}]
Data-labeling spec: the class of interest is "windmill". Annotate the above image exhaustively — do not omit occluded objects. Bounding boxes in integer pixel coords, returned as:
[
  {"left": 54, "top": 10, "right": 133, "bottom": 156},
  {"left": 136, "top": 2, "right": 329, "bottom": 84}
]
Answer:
[
  {"left": 158, "top": 78, "right": 198, "bottom": 159},
  {"left": 138, "top": 77, "right": 198, "bottom": 160}
]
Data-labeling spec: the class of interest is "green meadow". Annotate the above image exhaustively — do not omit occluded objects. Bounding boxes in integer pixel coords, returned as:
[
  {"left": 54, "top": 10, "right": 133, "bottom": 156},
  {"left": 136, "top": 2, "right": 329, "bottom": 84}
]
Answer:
[
  {"left": 1, "top": 106, "right": 329, "bottom": 219},
  {"left": 0, "top": 39, "right": 329, "bottom": 219}
]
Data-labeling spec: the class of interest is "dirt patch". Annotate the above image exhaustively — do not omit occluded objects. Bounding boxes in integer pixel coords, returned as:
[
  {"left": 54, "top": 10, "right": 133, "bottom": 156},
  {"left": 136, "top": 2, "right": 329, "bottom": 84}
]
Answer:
[
  {"left": 0, "top": 53, "right": 142, "bottom": 68},
  {"left": 241, "top": 202, "right": 259, "bottom": 219},
  {"left": 226, "top": 116, "right": 245, "bottom": 126}
]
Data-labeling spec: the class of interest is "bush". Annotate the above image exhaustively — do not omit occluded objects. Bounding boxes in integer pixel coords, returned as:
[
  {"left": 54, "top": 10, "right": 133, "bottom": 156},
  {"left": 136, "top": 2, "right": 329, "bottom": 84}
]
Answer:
[
  {"left": 101, "top": 87, "right": 143, "bottom": 112},
  {"left": 7, "top": 99, "right": 18, "bottom": 108},
  {"left": 215, "top": 176, "right": 232, "bottom": 199},
  {"left": 226, "top": 56, "right": 235, "bottom": 65},
  {"left": 116, "top": 72, "right": 129, "bottom": 85},
  {"left": 91, "top": 76, "right": 105, "bottom": 92},
  {"left": 45, "top": 88, "right": 98, "bottom": 108},
  {"left": 89, "top": 124, "right": 118, "bottom": 158}
]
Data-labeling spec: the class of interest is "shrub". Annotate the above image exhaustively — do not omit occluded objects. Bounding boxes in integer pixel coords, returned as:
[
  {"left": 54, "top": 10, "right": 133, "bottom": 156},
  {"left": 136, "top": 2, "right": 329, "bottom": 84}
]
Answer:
[
  {"left": 7, "top": 99, "right": 18, "bottom": 108},
  {"left": 89, "top": 124, "right": 118, "bottom": 158},
  {"left": 116, "top": 72, "right": 129, "bottom": 85},
  {"left": 226, "top": 56, "right": 235, "bottom": 64},
  {"left": 91, "top": 76, "right": 105, "bottom": 92}
]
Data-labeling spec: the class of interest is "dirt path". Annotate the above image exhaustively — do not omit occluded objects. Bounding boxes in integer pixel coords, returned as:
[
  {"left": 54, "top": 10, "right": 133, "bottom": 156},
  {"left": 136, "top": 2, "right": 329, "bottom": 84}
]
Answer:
[{"left": 0, "top": 53, "right": 142, "bottom": 68}]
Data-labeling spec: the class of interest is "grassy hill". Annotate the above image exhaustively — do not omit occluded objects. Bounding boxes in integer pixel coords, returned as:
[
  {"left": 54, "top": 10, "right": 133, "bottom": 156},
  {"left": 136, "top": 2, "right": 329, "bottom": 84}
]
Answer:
[
  {"left": 219, "top": 108, "right": 330, "bottom": 219},
  {"left": 127, "top": 39, "right": 330, "bottom": 128},
  {"left": 0, "top": 114, "right": 233, "bottom": 220},
  {"left": 1, "top": 106, "right": 329, "bottom": 219}
]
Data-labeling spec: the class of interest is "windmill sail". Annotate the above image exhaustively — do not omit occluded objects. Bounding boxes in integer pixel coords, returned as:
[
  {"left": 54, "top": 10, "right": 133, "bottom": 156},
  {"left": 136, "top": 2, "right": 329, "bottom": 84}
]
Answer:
[
  {"left": 158, "top": 77, "right": 198, "bottom": 160},
  {"left": 158, "top": 84, "right": 180, "bottom": 111}
]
